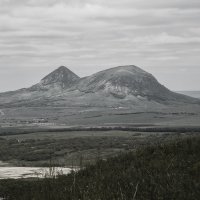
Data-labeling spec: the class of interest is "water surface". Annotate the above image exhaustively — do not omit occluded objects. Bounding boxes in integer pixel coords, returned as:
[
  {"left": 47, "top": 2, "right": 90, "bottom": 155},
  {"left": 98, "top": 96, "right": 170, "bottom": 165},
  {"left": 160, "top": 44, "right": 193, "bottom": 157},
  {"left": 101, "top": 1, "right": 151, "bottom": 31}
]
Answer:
[{"left": 0, "top": 167, "right": 72, "bottom": 179}]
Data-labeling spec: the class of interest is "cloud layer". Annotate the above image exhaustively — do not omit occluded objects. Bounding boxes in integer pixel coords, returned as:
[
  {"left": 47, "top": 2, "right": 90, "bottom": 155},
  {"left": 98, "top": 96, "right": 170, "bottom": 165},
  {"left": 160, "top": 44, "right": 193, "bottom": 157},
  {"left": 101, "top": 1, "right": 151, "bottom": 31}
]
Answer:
[{"left": 0, "top": 0, "right": 200, "bottom": 91}]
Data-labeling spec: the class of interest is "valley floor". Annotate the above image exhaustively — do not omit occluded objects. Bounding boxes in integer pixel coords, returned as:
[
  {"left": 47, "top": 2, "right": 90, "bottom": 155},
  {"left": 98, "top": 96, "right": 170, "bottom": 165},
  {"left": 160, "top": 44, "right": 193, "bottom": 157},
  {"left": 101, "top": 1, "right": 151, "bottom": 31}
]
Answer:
[
  {"left": 0, "top": 105, "right": 199, "bottom": 199},
  {"left": 0, "top": 129, "right": 199, "bottom": 167}
]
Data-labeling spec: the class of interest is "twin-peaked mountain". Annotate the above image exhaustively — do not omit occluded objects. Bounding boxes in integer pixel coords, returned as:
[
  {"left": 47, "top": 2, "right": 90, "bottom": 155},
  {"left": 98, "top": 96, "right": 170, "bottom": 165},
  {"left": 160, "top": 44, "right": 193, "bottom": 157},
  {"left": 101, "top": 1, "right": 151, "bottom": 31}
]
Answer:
[{"left": 0, "top": 65, "right": 199, "bottom": 108}]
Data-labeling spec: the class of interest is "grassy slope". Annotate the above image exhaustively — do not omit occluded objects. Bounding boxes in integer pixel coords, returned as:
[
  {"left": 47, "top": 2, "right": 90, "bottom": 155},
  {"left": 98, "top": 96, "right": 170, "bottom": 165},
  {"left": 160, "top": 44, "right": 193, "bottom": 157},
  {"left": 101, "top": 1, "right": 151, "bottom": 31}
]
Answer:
[{"left": 0, "top": 136, "right": 200, "bottom": 200}]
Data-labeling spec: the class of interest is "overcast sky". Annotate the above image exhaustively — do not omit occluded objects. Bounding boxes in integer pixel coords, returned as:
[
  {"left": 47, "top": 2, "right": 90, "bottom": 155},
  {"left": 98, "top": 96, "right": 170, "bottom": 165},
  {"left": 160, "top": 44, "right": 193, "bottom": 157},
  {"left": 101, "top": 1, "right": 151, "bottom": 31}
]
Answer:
[{"left": 0, "top": 0, "right": 200, "bottom": 92}]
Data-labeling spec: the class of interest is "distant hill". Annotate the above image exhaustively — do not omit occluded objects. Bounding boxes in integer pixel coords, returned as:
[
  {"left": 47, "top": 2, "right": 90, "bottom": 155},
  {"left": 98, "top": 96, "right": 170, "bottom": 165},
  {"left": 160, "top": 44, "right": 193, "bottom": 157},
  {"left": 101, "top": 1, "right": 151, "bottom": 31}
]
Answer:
[{"left": 177, "top": 91, "right": 200, "bottom": 99}]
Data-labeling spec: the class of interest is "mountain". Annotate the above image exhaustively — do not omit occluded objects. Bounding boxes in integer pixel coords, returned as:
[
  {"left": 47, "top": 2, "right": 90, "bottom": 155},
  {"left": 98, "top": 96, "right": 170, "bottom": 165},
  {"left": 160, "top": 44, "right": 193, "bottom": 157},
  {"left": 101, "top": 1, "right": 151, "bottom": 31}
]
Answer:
[
  {"left": 0, "top": 66, "right": 80, "bottom": 106},
  {"left": 0, "top": 65, "right": 199, "bottom": 108},
  {"left": 29, "top": 66, "right": 80, "bottom": 91},
  {"left": 76, "top": 65, "right": 199, "bottom": 103}
]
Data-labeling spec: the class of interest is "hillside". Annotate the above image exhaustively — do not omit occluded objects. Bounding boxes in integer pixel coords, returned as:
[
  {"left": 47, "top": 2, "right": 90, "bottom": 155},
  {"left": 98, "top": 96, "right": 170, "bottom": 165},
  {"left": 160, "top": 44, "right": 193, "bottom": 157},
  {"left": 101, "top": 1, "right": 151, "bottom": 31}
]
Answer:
[{"left": 0, "top": 136, "right": 200, "bottom": 200}]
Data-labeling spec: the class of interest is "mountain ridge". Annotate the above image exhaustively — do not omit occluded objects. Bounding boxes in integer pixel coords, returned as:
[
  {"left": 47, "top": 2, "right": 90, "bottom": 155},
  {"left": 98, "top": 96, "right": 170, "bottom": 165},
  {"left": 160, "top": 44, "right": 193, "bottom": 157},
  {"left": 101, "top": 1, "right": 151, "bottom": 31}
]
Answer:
[{"left": 0, "top": 65, "right": 199, "bottom": 108}]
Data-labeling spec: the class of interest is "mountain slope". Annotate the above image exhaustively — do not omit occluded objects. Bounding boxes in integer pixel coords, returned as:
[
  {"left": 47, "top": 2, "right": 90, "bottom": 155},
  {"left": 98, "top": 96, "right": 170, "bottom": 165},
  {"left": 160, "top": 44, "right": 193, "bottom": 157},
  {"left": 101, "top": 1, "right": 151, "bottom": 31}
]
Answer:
[{"left": 0, "top": 65, "right": 199, "bottom": 108}]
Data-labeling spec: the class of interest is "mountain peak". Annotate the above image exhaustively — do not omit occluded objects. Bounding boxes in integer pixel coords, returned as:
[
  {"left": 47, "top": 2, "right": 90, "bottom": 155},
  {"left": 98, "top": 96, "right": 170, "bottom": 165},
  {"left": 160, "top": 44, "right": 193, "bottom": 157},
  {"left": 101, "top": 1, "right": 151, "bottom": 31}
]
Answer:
[
  {"left": 40, "top": 66, "right": 80, "bottom": 89},
  {"left": 56, "top": 66, "right": 70, "bottom": 71},
  {"left": 42, "top": 66, "right": 75, "bottom": 78},
  {"left": 27, "top": 66, "right": 80, "bottom": 91},
  {"left": 103, "top": 65, "right": 150, "bottom": 78},
  {"left": 110, "top": 65, "right": 148, "bottom": 73},
  {"left": 58, "top": 65, "right": 67, "bottom": 69}
]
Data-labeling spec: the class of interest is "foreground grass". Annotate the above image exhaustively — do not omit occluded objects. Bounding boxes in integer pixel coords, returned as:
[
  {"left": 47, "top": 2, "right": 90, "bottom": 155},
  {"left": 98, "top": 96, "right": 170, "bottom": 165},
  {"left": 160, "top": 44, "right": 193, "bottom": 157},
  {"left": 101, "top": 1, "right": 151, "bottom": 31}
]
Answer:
[{"left": 0, "top": 136, "right": 200, "bottom": 200}]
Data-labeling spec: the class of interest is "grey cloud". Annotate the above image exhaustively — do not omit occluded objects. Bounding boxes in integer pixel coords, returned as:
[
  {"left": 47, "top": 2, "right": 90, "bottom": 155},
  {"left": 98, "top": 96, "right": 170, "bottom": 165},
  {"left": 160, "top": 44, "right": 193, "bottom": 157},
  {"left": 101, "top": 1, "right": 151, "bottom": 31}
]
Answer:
[{"left": 0, "top": 0, "right": 200, "bottom": 91}]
